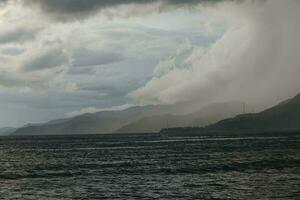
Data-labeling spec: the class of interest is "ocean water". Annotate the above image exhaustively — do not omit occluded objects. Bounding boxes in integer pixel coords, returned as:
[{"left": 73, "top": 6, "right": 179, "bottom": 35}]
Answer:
[{"left": 0, "top": 133, "right": 299, "bottom": 200}]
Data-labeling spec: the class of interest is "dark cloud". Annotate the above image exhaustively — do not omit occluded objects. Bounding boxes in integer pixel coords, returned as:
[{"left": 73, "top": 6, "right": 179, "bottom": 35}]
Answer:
[
  {"left": 23, "top": 49, "right": 69, "bottom": 72},
  {"left": 0, "top": 28, "right": 39, "bottom": 44},
  {"left": 22, "top": 0, "right": 226, "bottom": 21}
]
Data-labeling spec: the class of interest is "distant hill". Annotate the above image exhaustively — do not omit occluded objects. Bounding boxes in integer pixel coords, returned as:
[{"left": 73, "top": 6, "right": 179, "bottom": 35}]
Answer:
[
  {"left": 13, "top": 93, "right": 300, "bottom": 136},
  {"left": 117, "top": 102, "right": 248, "bottom": 133},
  {"left": 12, "top": 105, "right": 171, "bottom": 135},
  {"left": 205, "top": 93, "right": 300, "bottom": 132},
  {"left": 0, "top": 127, "right": 16, "bottom": 136},
  {"left": 116, "top": 114, "right": 189, "bottom": 133},
  {"left": 12, "top": 101, "right": 247, "bottom": 136}
]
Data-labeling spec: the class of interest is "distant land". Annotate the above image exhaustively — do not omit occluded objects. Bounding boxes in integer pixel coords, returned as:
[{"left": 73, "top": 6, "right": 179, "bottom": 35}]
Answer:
[
  {"left": 116, "top": 102, "right": 249, "bottom": 133},
  {"left": 11, "top": 101, "right": 248, "bottom": 136},
  {"left": 5, "top": 93, "right": 300, "bottom": 136},
  {"left": 162, "top": 93, "right": 300, "bottom": 134},
  {"left": 0, "top": 127, "right": 16, "bottom": 136}
]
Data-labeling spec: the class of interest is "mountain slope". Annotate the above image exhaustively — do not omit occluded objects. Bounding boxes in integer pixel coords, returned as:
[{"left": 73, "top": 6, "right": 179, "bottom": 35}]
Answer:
[
  {"left": 206, "top": 93, "right": 300, "bottom": 131},
  {"left": 117, "top": 102, "right": 248, "bottom": 133},
  {"left": 12, "top": 101, "right": 247, "bottom": 136},
  {"left": 0, "top": 127, "right": 16, "bottom": 136},
  {"left": 116, "top": 114, "right": 189, "bottom": 133},
  {"left": 12, "top": 104, "right": 182, "bottom": 135}
]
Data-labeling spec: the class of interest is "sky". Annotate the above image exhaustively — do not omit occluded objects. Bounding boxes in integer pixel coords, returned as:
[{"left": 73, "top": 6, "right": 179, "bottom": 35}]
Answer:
[{"left": 0, "top": 0, "right": 300, "bottom": 127}]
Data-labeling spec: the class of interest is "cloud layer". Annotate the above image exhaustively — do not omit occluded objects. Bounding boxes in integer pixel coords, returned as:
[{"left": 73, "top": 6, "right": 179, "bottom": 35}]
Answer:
[
  {"left": 26, "top": 1, "right": 219, "bottom": 14},
  {"left": 0, "top": 0, "right": 230, "bottom": 21},
  {"left": 131, "top": 0, "right": 300, "bottom": 110},
  {"left": 1, "top": 0, "right": 219, "bottom": 126}
]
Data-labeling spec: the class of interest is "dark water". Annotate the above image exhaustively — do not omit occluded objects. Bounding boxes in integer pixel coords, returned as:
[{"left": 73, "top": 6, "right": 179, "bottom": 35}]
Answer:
[{"left": 0, "top": 133, "right": 299, "bottom": 200}]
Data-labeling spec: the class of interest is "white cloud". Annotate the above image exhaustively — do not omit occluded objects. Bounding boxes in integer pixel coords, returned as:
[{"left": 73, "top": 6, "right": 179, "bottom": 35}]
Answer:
[
  {"left": 154, "top": 56, "right": 176, "bottom": 77},
  {"left": 131, "top": 0, "right": 300, "bottom": 110},
  {"left": 65, "top": 82, "right": 77, "bottom": 93}
]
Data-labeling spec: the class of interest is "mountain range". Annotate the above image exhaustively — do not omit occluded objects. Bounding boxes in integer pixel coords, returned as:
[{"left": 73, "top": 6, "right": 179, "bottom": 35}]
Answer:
[
  {"left": 116, "top": 102, "right": 248, "bottom": 133},
  {"left": 205, "top": 93, "right": 300, "bottom": 132},
  {"left": 11, "top": 101, "right": 247, "bottom": 136},
  {"left": 0, "top": 127, "right": 16, "bottom": 136},
  {"left": 6, "top": 93, "right": 300, "bottom": 136},
  {"left": 161, "top": 93, "right": 300, "bottom": 134}
]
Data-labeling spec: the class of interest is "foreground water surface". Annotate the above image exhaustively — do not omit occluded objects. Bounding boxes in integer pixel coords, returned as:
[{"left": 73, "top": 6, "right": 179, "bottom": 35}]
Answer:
[{"left": 0, "top": 133, "right": 299, "bottom": 199}]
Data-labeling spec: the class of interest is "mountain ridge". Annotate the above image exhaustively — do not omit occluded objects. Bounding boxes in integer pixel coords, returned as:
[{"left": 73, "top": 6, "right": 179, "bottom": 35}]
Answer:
[
  {"left": 11, "top": 101, "right": 247, "bottom": 136},
  {"left": 161, "top": 93, "right": 300, "bottom": 134},
  {"left": 0, "top": 127, "right": 16, "bottom": 136},
  {"left": 117, "top": 101, "right": 248, "bottom": 133}
]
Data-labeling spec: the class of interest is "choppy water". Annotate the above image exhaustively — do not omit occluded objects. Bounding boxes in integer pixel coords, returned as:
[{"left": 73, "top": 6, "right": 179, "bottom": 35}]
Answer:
[{"left": 0, "top": 133, "right": 299, "bottom": 200}]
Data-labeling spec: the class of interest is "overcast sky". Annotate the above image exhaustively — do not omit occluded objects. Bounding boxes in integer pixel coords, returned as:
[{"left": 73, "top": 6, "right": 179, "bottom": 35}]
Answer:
[{"left": 0, "top": 0, "right": 300, "bottom": 127}]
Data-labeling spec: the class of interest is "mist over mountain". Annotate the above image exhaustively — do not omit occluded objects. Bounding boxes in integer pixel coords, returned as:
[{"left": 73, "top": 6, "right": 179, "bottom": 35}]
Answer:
[
  {"left": 9, "top": 92, "right": 300, "bottom": 136},
  {"left": 161, "top": 93, "right": 300, "bottom": 134},
  {"left": 206, "top": 93, "right": 300, "bottom": 132},
  {"left": 12, "top": 105, "right": 164, "bottom": 135},
  {"left": 0, "top": 127, "right": 16, "bottom": 136},
  {"left": 117, "top": 102, "right": 248, "bottom": 133},
  {"left": 11, "top": 101, "right": 247, "bottom": 136}
]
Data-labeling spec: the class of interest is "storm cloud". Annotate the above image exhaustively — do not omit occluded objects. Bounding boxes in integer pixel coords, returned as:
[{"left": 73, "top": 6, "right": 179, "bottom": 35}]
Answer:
[
  {"left": 16, "top": 0, "right": 229, "bottom": 21},
  {"left": 131, "top": 0, "right": 300, "bottom": 110}
]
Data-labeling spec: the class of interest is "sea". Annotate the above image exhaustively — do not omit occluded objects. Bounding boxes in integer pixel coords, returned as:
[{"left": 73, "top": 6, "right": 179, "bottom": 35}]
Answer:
[{"left": 0, "top": 133, "right": 299, "bottom": 200}]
